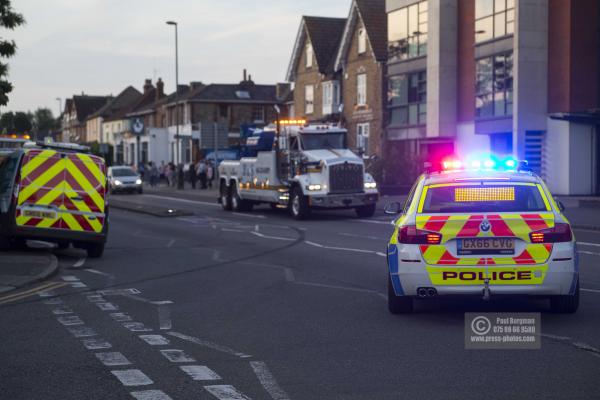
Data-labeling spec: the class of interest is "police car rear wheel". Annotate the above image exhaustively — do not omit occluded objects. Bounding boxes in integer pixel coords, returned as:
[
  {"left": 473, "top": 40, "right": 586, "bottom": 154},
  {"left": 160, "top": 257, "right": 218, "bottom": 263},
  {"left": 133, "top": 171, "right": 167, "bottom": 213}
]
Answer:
[
  {"left": 388, "top": 275, "right": 414, "bottom": 314},
  {"left": 550, "top": 280, "right": 579, "bottom": 314}
]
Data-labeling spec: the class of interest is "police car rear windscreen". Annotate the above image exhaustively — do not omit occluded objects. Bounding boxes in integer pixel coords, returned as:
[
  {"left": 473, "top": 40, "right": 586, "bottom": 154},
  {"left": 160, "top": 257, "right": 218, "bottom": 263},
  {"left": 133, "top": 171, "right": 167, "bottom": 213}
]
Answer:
[{"left": 421, "top": 184, "right": 548, "bottom": 213}]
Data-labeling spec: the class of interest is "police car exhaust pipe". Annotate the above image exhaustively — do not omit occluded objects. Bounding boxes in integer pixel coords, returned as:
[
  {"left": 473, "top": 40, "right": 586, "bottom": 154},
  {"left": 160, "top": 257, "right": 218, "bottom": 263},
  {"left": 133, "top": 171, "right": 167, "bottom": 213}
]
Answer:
[
  {"left": 427, "top": 288, "right": 437, "bottom": 297},
  {"left": 417, "top": 288, "right": 428, "bottom": 298},
  {"left": 417, "top": 287, "right": 437, "bottom": 298}
]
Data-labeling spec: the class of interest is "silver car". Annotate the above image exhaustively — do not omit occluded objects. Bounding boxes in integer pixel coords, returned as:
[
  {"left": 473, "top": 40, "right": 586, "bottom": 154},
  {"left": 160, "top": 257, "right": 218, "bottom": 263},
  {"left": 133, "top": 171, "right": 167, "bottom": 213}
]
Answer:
[{"left": 107, "top": 166, "right": 143, "bottom": 194}]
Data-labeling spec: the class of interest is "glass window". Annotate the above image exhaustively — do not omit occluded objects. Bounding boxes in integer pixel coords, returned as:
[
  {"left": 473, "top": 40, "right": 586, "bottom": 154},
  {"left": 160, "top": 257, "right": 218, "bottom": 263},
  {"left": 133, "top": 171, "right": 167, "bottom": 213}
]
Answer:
[
  {"left": 388, "top": 71, "right": 426, "bottom": 127},
  {"left": 356, "top": 123, "right": 370, "bottom": 153},
  {"left": 358, "top": 28, "right": 367, "bottom": 54},
  {"left": 306, "top": 43, "right": 313, "bottom": 68},
  {"left": 476, "top": 52, "right": 513, "bottom": 118},
  {"left": 301, "top": 133, "right": 347, "bottom": 150},
  {"left": 388, "top": 1, "right": 428, "bottom": 62},
  {"left": 475, "top": 0, "right": 514, "bottom": 43},
  {"left": 252, "top": 106, "right": 265, "bottom": 123},
  {"left": 305, "top": 85, "right": 314, "bottom": 114},
  {"left": 357, "top": 74, "right": 367, "bottom": 106}
]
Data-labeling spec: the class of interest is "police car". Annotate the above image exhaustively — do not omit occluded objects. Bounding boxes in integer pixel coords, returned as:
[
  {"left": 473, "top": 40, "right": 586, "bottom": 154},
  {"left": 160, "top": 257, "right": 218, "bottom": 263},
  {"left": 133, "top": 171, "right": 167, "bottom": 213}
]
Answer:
[{"left": 385, "top": 157, "right": 578, "bottom": 314}]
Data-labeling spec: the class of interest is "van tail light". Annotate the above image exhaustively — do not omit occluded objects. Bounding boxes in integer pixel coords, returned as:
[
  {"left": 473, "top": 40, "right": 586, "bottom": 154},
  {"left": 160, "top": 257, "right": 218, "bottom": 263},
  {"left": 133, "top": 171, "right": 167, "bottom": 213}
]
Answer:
[
  {"left": 399, "top": 225, "right": 442, "bottom": 245},
  {"left": 529, "top": 223, "right": 572, "bottom": 243}
]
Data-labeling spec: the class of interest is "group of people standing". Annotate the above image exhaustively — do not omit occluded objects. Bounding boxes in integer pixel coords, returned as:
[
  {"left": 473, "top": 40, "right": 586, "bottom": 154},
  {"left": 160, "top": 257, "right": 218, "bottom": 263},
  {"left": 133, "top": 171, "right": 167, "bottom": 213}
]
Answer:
[{"left": 133, "top": 160, "right": 215, "bottom": 190}]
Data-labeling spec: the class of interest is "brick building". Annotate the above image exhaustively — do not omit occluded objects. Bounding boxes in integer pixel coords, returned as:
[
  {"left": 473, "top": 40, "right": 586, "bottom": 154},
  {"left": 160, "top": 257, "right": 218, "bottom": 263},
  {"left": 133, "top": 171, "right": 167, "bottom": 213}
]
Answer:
[
  {"left": 385, "top": 0, "right": 600, "bottom": 194},
  {"left": 85, "top": 86, "right": 141, "bottom": 144},
  {"left": 61, "top": 94, "right": 111, "bottom": 143}
]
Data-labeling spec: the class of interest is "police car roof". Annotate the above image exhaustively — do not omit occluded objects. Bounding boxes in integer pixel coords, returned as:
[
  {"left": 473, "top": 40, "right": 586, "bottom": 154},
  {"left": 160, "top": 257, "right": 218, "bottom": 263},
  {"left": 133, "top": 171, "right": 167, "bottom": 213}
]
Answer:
[{"left": 423, "top": 169, "right": 539, "bottom": 186}]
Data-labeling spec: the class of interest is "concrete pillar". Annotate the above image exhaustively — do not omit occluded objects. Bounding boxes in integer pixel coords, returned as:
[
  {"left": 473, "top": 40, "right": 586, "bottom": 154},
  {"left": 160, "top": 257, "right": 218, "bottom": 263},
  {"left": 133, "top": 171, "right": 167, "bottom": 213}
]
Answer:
[
  {"left": 513, "top": 0, "right": 548, "bottom": 160},
  {"left": 426, "top": 0, "right": 458, "bottom": 138}
]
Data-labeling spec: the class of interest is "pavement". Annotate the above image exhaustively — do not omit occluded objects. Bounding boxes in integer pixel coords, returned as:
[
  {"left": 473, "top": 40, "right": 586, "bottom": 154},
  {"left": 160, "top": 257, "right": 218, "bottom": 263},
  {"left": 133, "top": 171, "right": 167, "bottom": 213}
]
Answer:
[
  {"left": 0, "top": 249, "right": 58, "bottom": 294},
  {"left": 0, "top": 185, "right": 599, "bottom": 399}
]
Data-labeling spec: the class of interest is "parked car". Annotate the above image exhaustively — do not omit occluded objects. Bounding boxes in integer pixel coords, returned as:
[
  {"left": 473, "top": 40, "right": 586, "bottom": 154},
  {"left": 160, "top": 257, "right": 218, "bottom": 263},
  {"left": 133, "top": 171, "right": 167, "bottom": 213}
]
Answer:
[{"left": 108, "top": 166, "right": 143, "bottom": 194}]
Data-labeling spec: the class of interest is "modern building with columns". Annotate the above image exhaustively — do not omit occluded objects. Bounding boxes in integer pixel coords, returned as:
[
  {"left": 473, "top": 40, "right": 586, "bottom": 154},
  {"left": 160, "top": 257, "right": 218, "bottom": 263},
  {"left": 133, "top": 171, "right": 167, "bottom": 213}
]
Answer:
[{"left": 385, "top": 0, "right": 600, "bottom": 195}]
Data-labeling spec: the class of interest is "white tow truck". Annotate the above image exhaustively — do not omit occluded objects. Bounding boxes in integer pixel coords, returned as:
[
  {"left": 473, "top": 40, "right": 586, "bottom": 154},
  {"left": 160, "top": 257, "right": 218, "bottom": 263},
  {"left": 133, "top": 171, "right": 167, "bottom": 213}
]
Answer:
[{"left": 218, "top": 120, "right": 379, "bottom": 219}]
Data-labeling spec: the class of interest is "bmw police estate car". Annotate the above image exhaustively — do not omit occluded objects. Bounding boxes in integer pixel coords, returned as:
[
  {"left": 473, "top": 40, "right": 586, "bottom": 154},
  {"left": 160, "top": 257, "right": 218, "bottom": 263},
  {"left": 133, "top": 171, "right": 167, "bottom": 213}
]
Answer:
[{"left": 385, "top": 157, "right": 578, "bottom": 314}]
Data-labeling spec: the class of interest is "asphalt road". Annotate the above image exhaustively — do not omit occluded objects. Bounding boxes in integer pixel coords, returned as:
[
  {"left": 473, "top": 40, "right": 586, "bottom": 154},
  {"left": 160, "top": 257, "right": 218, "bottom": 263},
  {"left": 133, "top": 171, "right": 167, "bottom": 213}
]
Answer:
[{"left": 1, "top": 193, "right": 599, "bottom": 400}]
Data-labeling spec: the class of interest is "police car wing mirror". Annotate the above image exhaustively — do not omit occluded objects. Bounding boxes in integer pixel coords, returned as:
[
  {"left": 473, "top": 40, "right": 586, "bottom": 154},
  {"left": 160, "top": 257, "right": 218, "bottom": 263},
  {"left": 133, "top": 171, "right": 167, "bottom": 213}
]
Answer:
[
  {"left": 384, "top": 202, "right": 402, "bottom": 215},
  {"left": 554, "top": 197, "right": 566, "bottom": 212}
]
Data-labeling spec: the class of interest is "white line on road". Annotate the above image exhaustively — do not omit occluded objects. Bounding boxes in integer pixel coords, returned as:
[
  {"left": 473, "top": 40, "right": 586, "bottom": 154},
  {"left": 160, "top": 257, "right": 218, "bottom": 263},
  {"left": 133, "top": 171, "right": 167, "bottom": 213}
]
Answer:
[
  {"left": 57, "top": 315, "right": 84, "bottom": 326},
  {"left": 158, "top": 305, "right": 172, "bottom": 330},
  {"left": 61, "top": 275, "right": 80, "bottom": 282},
  {"left": 160, "top": 349, "right": 196, "bottom": 363},
  {"left": 354, "top": 219, "right": 392, "bottom": 225},
  {"left": 123, "top": 322, "right": 153, "bottom": 332},
  {"left": 96, "top": 302, "right": 119, "bottom": 311},
  {"left": 69, "top": 282, "right": 88, "bottom": 288},
  {"left": 82, "top": 338, "right": 112, "bottom": 350},
  {"left": 338, "top": 232, "right": 386, "bottom": 240},
  {"left": 582, "top": 288, "right": 600, "bottom": 294},
  {"left": 294, "top": 280, "right": 382, "bottom": 297},
  {"left": 251, "top": 231, "right": 295, "bottom": 241},
  {"left": 579, "top": 242, "right": 600, "bottom": 247},
  {"left": 96, "top": 352, "right": 132, "bottom": 366},
  {"left": 67, "top": 326, "right": 97, "bottom": 338},
  {"left": 139, "top": 335, "right": 170, "bottom": 346},
  {"left": 233, "top": 212, "right": 266, "bottom": 219},
  {"left": 376, "top": 252, "right": 386, "bottom": 257},
  {"left": 166, "top": 239, "right": 176, "bottom": 248},
  {"left": 43, "top": 297, "right": 64, "bottom": 305},
  {"left": 85, "top": 269, "right": 113, "bottom": 278},
  {"left": 130, "top": 390, "right": 173, "bottom": 400},
  {"left": 222, "top": 228, "right": 244, "bottom": 233},
  {"left": 305, "top": 240, "right": 376, "bottom": 254},
  {"left": 73, "top": 258, "right": 86, "bottom": 268},
  {"left": 86, "top": 294, "right": 106, "bottom": 303},
  {"left": 180, "top": 365, "right": 221, "bottom": 381},
  {"left": 250, "top": 361, "right": 290, "bottom": 400},
  {"left": 144, "top": 194, "right": 220, "bottom": 207},
  {"left": 204, "top": 385, "right": 252, "bottom": 400},
  {"left": 167, "top": 332, "right": 252, "bottom": 359},
  {"left": 111, "top": 369, "right": 154, "bottom": 386},
  {"left": 52, "top": 306, "right": 74, "bottom": 315},
  {"left": 110, "top": 312, "right": 133, "bottom": 322},
  {"left": 578, "top": 250, "right": 600, "bottom": 256}
]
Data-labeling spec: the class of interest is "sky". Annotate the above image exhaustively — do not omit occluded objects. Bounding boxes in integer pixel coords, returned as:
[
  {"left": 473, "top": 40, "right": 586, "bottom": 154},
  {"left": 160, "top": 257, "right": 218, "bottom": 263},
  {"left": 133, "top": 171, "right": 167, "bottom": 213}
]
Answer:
[{"left": 3, "top": 0, "right": 350, "bottom": 115}]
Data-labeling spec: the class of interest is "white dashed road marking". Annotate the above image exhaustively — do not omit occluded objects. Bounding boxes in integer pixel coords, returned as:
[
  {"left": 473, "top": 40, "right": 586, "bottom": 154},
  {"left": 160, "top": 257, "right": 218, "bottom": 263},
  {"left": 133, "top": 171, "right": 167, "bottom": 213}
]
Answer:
[
  {"left": 139, "top": 335, "right": 170, "bottom": 346},
  {"left": 68, "top": 326, "right": 97, "bottom": 338},
  {"left": 123, "top": 322, "right": 152, "bottom": 332},
  {"left": 582, "top": 288, "right": 600, "bottom": 294},
  {"left": 73, "top": 257, "right": 86, "bottom": 268},
  {"left": 52, "top": 306, "right": 74, "bottom": 315},
  {"left": 86, "top": 294, "right": 106, "bottom": 303},
  {"left": 43, "top": 297, "right": 64, "bottom": 305},
  {"left": 158, "top": 305, "right": 172, "bottom": 330},
  {"left": 250, "top": 361, "right": 290, "bottom": 400},
  {"left": 167, "top": 332, "right": 252, "bottom": 359},
  {"left": 251, "top": 231, "right": 295, "bottom": 241},
  {"left": 130, "top": 390, "right": 173, "bottom": 400},
  {"left": 96, "top": 302, "right": 119, "bottom": 311},
  {"left": 82, "top": 338, "right": 112, "bottom": 350},
  {"left": 579, "top": 242, "right": 600, "bottom": 247},
  {"left": 57, "top": 315, "right": 84, "bottom": 326},
  {"left": 61, "top": 275, "right": 80, "bottom": 282},
  {"left": 160, "top": 349, "right": 196, "bottom": 363},
  {"left": 305, "top": 240, "right": 375, "bottom": 254},
  {"left": 111, "top": 312, "right": 133, "bottom": 322},
  {"left": 96, "top": 352, "right": 131, "bottom": 366},
  {"left": 111, "top": 369, "right": 154, "bottom": 386},
  {"left": 180, "top": 365, "right": 221, "bottom": 381},
  {"left": 204, "top": 385, "right": 252, "bottom": 400}
]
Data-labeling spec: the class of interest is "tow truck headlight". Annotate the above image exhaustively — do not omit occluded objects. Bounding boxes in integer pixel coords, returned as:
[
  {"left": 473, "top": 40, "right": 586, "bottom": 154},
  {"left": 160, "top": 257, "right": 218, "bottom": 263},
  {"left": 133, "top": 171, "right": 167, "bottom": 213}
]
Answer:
[
  {"left": 364, "top": 182, "right": 377, "bottom": 189},
  {"left": 307, "top": 184, "right": 322, "bottom": 191}
]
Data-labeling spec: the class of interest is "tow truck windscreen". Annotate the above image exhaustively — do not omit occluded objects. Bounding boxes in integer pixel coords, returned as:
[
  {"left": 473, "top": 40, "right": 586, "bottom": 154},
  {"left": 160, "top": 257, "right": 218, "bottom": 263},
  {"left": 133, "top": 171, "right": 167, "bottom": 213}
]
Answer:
[
  {"left": 421, "top": 184, "right": 548, "bottom": 213},
  {"left": 301, "top": 133, "right": 346, "bottom": 150}
]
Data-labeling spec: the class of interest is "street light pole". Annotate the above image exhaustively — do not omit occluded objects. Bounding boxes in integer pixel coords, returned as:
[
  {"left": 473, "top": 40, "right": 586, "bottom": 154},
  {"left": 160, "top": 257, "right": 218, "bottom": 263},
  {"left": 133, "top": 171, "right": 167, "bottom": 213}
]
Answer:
[{"left": 166, "top": 20, "right": 180, "bottom": 165}]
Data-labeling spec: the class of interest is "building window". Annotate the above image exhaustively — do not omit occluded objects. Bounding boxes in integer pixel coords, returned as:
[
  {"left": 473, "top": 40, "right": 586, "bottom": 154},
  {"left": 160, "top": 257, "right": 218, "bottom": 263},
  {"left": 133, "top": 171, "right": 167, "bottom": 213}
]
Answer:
[
  {"left": 358, "top": 28, "right": 367, "bottom": 54},
  {"left": 388, "top": 71, "right": 427, "bottom": 126},
  {"left": 356, "top": 123, "right": 370, "bottom": 154},
  {"left": 305, "top": 85, "right": 314, "bottom": 114},
  {"left": 252, "top": 106, "right": 265, "bottom": 123},
  {"left": 476, "top": 52, "right": 513, "bottom": 118},
  {"left": 357, "top": 74, "right": 367, "bottom": 106},
  {"left": 388, "top": 0, "right": 428, "bottom": 62},
  {"left": 219, "top": 104, "right": 228, "bottom": 119},
  {"left": 475, "top": 0, "right": 514, "bottom": 43},
  {"left": 141, "top": 142, "right": 148, "bottom": 164},
  {"left": 322, "top": 81, "right": 340, "bottom": 115},
  {"left": 306, "top": 43, "right": 313, "bottom": 68}
]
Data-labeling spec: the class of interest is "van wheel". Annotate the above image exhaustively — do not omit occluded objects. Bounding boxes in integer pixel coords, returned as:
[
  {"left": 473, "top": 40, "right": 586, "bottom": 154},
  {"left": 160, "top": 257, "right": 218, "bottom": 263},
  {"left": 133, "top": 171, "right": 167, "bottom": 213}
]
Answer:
[
  {"left": 356, "top": 204, "right": 376, "bottom": 218},
  {"left": 550, "top": 280, "right": 579, "bottom": 313},
  {"left": 220, "top": 181, "right": 232, "bottom": 211},
  {"left": 87, "top": 242, "right": 105, "bottom": 258},
  {"left": 231, "top": 185, "right": 252, "bottom": 212},
  {"left": 388, "top": 275, "right": 414, "bottom": 314},
  {"left": 290, "top": 187, "right": 310, "bottom": 220},
  {"left": 56, "top": 241, "right": 70, "bottom": 250}
]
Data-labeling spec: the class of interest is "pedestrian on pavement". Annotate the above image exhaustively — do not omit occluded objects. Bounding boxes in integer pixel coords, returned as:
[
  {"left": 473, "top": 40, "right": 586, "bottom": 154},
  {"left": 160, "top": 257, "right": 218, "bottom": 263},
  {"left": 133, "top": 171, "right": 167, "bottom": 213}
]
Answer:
[
  {"left": 166, "top": 162, "right": 175, "bottom": 187},
  {"left": 198, "top": 160, "right": 207, "bottom": 189},
  {"left": 177, "top": 164, "right": 185, "bottom": 190},
  {"left": 150, "top": 162, "right": 159, "bottom": 187},
  {"left": 159, "top": 161, "right": 166, "bottom": 184},
  {"left": 138, "top": 161, "right": 145, "bottom": 182},
  {"left": 189, "top": 160, "right": 198, "bottom": 189},
  {"left": 207, "top": 160, "right": 214, "bottom": 189}
]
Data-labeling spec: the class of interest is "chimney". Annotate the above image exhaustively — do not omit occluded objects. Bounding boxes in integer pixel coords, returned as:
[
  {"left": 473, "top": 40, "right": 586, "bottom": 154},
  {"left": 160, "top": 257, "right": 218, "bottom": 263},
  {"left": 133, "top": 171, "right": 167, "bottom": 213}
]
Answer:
[
  {"left": 243, "top": 69, "right": 247, "bottom": 81},
  {"left": 190, "top": 81, "right": 204, "bottom": 91},
  {"left": 156, "top": 78, "right": 164, "bottom": 100},
  {"left": 143, "top": 79, "right": 153, "bottom": 94},
  {"left": 276, "top": 83, "right": 291, "bottom": 100},
  {"left": 248, "top": 74, "right": 253, "bottom": 83}
]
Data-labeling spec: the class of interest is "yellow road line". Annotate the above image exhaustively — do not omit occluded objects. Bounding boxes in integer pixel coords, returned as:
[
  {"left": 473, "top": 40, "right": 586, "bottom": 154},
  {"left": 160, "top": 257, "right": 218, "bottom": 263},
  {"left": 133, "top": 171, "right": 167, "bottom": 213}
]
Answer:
[{"left": 0, "top": 281, "right": 68, "bottom": 305}]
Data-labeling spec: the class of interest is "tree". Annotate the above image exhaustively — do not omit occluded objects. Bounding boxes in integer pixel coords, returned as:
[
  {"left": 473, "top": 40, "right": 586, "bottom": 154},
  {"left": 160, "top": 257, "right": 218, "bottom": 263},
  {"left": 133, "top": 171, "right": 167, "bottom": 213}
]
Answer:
[
  {"left": 0, "top": 111, "right": 14, "bottom": 133},
  {"left": 13, "top": 111, "right": 31, "bottom": 132},
  {"left": 32, "top": 107, "right": 58, "bottom": 140},
  {"left": 0, "top": 0, "right": 25, "bottom": 106}
]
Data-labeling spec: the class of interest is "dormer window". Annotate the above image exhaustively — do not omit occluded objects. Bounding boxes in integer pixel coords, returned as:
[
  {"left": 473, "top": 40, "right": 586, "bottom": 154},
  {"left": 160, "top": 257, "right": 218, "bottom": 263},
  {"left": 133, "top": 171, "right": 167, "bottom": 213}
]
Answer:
[
  {"left": 306, "top": 43, "right": 313, "bottom": 68},
  {"left": 235, "top": 91, "right": 250, "bottom": 99},
  {"left": 358, "top": 28, "right": 367, "bottom": 54}
]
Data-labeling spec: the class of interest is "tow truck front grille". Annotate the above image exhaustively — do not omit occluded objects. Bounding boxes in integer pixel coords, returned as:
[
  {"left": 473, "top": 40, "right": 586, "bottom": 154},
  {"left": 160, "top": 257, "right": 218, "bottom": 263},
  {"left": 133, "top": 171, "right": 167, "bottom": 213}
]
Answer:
[{"left": 329, "top": 163, "right": 363, "bottom": 194}]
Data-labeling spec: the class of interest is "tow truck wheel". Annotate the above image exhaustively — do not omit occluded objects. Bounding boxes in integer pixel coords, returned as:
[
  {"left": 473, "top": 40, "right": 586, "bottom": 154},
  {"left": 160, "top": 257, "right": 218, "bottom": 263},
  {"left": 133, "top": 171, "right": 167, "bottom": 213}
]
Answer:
[
  {"left": 550, "top": 280, "right": 579, "bottom": 313},
  {"left": 290, "top": 187, "right": 310, "bottom": 220},
  {"left": 232, "top": 185, "right": 253, "bottom": 212},
  {"left": 355, "top": 204, "right": 376, "bottom": 218},
  {"left": 388, "top": 275, "right": 414, "bottom": 314},
  {"left": 220, "top": 181, "right": 232, "bottom": 211}
]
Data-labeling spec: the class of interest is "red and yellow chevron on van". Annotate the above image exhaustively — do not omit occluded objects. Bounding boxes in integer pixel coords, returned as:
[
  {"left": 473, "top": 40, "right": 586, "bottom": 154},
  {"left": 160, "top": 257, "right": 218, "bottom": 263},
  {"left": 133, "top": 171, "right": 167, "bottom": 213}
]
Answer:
[
  {"left": 0, "top": 142, "right": 108, "bottom": 258},
  {"left": 385, "top": 160, "right": 578, "bottom": 314}
]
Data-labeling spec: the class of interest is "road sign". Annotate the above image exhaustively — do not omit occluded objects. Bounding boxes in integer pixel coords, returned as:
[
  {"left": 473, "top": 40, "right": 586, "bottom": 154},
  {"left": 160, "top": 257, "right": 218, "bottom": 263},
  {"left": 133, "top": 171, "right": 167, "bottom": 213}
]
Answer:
[{"left": 131, "top": 117, "right": 145, "bottom": 135}]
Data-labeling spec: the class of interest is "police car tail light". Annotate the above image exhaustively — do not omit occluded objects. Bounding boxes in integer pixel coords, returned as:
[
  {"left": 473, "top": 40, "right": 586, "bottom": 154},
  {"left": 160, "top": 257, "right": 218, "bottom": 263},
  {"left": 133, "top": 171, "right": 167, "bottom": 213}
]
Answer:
[
  {"left": 399, "top": 225, "right": 442, "bottom": 245},
  {"left": 529, "top": 223, "right": 572, "bottom": 243}
]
